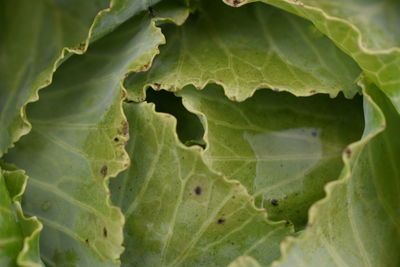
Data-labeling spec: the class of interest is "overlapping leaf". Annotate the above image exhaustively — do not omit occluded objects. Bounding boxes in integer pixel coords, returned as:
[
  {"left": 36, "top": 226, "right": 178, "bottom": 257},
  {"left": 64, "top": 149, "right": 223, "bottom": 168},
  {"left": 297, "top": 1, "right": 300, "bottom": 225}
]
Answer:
[
  {"left": 125, "top": 0, "right": 361, "bottom": 102},
  {"left": 110, "top": 102, "right": 293, "bottom": 266},
  {"left": 179, "top": 84, "right": 363, "bottom": 226},
  {"left": 0, "top": 0, "right": 169, "bottom": 156},
  {"left": 268, "top": 82, "right": 400, "bottom": 266},
  {"left": 2, "top": 0, "right": 399, "bottom": 266},
  {"left": 0, "top": 168, "right": 42, "bottom": 267},
  {"left": 232, "top": 0, "right": 400, "bottom": 113},
  {"left": 4, "top": 8, "right": 171, "bottom": 266},
  {"left": 0, "top": 0, "right": 109, "bottom": 155}
]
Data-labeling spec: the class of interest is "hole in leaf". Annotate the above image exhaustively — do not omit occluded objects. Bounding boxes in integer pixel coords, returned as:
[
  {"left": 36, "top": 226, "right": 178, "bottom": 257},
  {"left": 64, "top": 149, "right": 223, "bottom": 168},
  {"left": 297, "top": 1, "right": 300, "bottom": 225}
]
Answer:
[{"left": 145, "top": 88, "right": 205, "bottom": 147}]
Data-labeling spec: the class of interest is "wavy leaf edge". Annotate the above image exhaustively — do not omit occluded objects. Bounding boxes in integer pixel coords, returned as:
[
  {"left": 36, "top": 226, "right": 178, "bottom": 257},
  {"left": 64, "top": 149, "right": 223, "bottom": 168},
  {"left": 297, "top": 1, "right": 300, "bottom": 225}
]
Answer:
[
  {"left": 269, "top": 79, "right": 386, "bottom": 266},
  {"left": 2, "top": 168, "right": 44, "bottom": 267}
]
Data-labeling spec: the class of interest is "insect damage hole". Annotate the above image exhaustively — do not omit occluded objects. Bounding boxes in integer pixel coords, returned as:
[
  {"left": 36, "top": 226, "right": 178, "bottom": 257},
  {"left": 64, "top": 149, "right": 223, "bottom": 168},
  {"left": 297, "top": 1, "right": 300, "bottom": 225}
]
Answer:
[{"left": 146, "top": 88, "right": 205, "bottom": 147}]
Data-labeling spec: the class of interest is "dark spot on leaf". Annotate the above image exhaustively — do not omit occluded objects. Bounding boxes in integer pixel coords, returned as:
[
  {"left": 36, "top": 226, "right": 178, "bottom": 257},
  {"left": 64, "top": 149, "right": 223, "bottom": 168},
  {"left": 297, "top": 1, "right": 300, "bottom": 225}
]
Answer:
[
  {"left": 309, "top": 90, "right": 316, "bottom": 94},
  {"left": 78, "top": 42, "right": 86, "bottom": 50},
  {"left": 122, "top": 121, "right": 129, "bottom": 136},
  {"left": 85, "top": 239, "right": 89, "bottom": 244},
  {"left": 103, "top": 227, "right": 108, "bottom": 238},
  {"left": 121, "top": 89, "right": 127, "bottom": 99},
  {"left": 344, "top": 148, "right": 351, "bottom": 157},
  {"left": 217, "top": 218, "right": 225, "bottom": 224},
  {"left": 114, "top": 137, "right": 119, "bottom": 142},
  {"left": 137, "top": 62, "right": 151, "bottom": 72},
  {"left": 153, "top": 83, "right": 161, "bottom": 90},
  {"left": 100, "top": 166, "right": 108, "bottom": 177},
  {"left": 232, "top": 0, "right": 241, "bottom": 6},
  {"left": 194, "top": 186, "right": 202, "bottom": 195},
  {"left": 285, "top": 220, "right": 291, "bottom": 226},
  {"left": 311, "top": 131, "right": 317, "bottom": 137},
  {"left": 148, "top": 7, "right": 157, "bottom": 18},
  {"left": 271, "top": 199, "right": 279, "bottom": 206}
]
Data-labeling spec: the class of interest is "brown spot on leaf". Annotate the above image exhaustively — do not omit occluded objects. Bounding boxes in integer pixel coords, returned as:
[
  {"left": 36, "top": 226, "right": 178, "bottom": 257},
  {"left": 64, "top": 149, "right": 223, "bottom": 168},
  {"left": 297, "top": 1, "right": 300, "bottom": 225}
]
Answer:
[
  {"left": 114, "top": 137, "right": 119, "bottom": 142},
  {"left": 217, "top": 218, "right": 225, "bottom": 224},
  {"left": 309, "top": 90, "right": 316, "bottom": 94},
  {"left": 121, "top": 89, "right": 127, "bottom": 99},
  {"left": 232, "top": 0, "right": 241, "bottom": 6},
  {"left": 100, "top": 166, "right": 108, "bottom": 177},
  {"left": 138, "top": 63, "right": 151, "bottom": 72},
  {"left": 344, "top": 148, "right": 351, "bottom": 157},
  {"left": 78, "top": 42, "right": 86, "bottom": 50},
  {"left": 122, "top": 121, "right": 129, "bottom": 136},
  {"left": 85, "top": 239, "right": 89, "bottom": 244},
  {"left": 153, "top": 83, "right": 161, "bottom": 90}
]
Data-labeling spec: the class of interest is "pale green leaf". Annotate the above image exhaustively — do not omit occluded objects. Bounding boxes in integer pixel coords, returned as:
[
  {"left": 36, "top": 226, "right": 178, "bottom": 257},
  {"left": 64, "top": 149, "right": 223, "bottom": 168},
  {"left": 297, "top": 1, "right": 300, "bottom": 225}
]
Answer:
[
  {"left": 125, "top": 0, "right": 361, "bottom": 102},
  {"left": 229, "top": 256, "right": 262, "bottom": 267},
  {"left": 110, "top": 102, "right": 293, "bottom": 266},
  {"left": 4, "top": 10, "right": 167, "bottom": 266},
  {"left": 0, "top": 0, "right": 168, "bottom": 156},
  {"left": 152, "top": 1, "right": 191, "bottom": 26},
  {"left": 270, "top": 82, "right": 400, "bottom": 267},
  {"left": 236, "top": 0, "right": 400, "bottom": 113},
  {"left": 0, "top": 168, "right": 43, "bottom": 267},
  {"left": 0, "top": 0, "right": 109, "bottom": 155},
  {"left": 179, "top": 84, "right": 363, "bottom": 226}
]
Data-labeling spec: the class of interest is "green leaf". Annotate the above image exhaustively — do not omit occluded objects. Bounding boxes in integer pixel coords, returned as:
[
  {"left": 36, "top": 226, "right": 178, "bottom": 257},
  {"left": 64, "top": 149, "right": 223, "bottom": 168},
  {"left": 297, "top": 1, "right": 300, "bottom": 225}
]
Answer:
[
  {"left": 4, "top": 10, "right": 167, "bottom": 266},
  {"left": 238, "top": 0, "right": 400, "bottom": 113},
  {"left": 179, "top": 84, "right": 364, "bottom": 226},
  {"left": 125, "top": 0, "right": 361, "bottom": 102},
  {"left": 151, "top": 1, "right": 191, "bottom": 26},
  {"left": 110, "top": 102, "right": 293, "bottom": 266},
  {"left": 0, "top": 0, "right": 169, "bottom": 156},
  {"left": 0, "top": 168, "right": 43, "bottom": 267},
  {"left": 0, "top": 0, "right": 110, "bottom": 156},
  {"left": 270, "top": 82, "right": 400, "bottom": 266}
]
